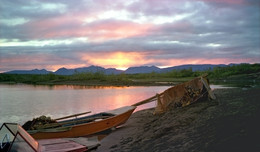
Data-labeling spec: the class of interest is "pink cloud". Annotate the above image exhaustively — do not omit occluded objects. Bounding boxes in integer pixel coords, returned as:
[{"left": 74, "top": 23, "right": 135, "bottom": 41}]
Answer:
[
  {"left": 86, "top": 21, "right": 153, "bottom": 41},
  {"left": 27, "top": 15, "right": 84, "bottom": 38},
  {"left": 26, "top": 14, "right": 153, "bottom": 41}
]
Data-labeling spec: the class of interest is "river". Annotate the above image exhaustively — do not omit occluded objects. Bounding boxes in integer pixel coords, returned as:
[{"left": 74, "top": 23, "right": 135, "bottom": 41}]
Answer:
[
  {"left": 0, "top": 84, "right": 228, "bottom": 125},
  {"left": 0, "top": 84, "right": 171, "bottom": 125}
]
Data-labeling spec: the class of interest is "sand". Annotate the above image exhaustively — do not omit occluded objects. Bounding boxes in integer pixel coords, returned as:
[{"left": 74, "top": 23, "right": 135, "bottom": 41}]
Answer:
[{"left": 96, "top": 87, "right": 260, "bottom": 152}]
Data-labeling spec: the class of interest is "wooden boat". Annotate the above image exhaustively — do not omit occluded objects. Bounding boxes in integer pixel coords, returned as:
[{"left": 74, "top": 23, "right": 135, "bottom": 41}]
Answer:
[
  {"left": 132, "top": 75, "right": 215, "bottom": 114},
  {"left": 0, "top": 123, "right": 100, "bottom": 152},
  {"left": 26, "top": 106, "right": 136, "bottom": 139}
]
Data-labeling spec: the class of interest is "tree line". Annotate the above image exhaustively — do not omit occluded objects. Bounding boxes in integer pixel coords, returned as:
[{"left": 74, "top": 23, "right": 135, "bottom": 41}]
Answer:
[{"left": 0, "top": 63, "right": 259, "bottom": 85}]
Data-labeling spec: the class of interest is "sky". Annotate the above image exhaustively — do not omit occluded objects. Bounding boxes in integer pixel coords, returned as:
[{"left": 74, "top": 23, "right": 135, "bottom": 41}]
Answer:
[{"left": 0, "top": 0, "right": 260, "bottom": 72}]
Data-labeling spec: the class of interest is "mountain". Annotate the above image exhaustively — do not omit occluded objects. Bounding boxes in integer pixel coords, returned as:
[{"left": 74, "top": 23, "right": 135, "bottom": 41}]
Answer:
[
  {"left": 54, "top": 67, "right": 74, "bottom": 75},
  {"left": 125, "top": 66, "right": 161, "bottom": 74},
  {"left": 105, "top": 68, "right": 123, "bottom": 74},
  {"left": 161, "top": 64, "right": 227, "bottom": 72},
  {"left": 4, "top": 69, "right": 51, "bottom": 75},
  {"left": 54, "top": 66, "right": 123, "bottom": 75},
  {"left": 75, "top": 66, "right": 105, "bottom": 73},
  {"left": 3, "top": 64, "right": 243, "bottom": 75}
]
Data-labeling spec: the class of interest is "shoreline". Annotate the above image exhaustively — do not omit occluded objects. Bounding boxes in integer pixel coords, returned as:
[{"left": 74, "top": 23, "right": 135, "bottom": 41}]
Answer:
[
  {"left": 1, "top": 80, "right": 259, "bottom": 88},
  {"left": 0, "top": 80, "right": 182, "bottom": 87},
  {"left": 96, "top": 87, "right": 260, "bottom": 152}
]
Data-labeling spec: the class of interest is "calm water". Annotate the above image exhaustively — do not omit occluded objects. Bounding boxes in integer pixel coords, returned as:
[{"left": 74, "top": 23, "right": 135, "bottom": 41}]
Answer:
[
  {"left": 0, "top": 84, "right": 170, "bottom": 125},
  {"left": 0, "top": 84, "right": 228, "bottom": 125}
]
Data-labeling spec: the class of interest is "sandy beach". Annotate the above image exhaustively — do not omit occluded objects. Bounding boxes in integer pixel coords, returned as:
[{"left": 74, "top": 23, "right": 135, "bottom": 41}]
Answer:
[{"left": 96, "top": 87, "right": 260, "bottom": 152}]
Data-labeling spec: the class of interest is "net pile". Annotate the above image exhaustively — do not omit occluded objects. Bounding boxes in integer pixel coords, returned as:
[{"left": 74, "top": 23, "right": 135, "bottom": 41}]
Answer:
[{"left": 22, "top": 115, "right": 57, "bottom": 130}]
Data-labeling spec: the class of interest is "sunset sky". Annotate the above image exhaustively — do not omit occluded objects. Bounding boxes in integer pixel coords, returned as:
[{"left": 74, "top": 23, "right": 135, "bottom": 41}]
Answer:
[{"left": 0, "top": 0, "right": 259, "bottom": 72}]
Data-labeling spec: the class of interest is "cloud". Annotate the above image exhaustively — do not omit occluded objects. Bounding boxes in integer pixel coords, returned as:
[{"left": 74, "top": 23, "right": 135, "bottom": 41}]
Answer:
[{"left": 0, "top": 0, "right": 259, "bottom": 72}]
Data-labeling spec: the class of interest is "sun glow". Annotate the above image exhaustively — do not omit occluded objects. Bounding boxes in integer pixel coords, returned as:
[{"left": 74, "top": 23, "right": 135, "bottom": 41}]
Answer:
[
  {"left": 81, "top": 52, "right": 145, "bottom": 70},
  {"left": 106, "top": 52, "right": 132, "bottom": 70}
]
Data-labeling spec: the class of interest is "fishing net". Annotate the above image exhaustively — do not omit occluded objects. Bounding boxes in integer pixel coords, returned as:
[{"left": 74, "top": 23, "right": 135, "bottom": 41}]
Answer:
[{"left": 22, "top": 115, "right": 57, "bottom": 130}]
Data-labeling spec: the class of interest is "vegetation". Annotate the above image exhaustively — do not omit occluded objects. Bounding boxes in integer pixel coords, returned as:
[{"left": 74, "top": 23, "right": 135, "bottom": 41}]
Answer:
[
  {"left": 0, "top": 64, "right": 259, "bottom": 86},
  {"left": 209, "top": 63, "right": 260, "bottom": 78}
]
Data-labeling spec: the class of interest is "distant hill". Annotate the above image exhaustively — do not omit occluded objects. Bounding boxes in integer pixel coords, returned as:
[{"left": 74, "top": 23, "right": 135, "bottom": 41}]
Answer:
[
  {"left": 3, "top": 64, "right": 240, "bottom": 75},
  {"left": 54, "top": 66, "right": 123, "bottom": 75},
  {"left": 161, "top": 64, "right": 228, "bottom": 72},
  {"left": 105, "top": 68, "right": 123, "bottom": 74},
  {"left": 54, "top": 66, "right": 104, "bottom": 75},
  {"left": 125, "top": 66, "right": 161, "bottom": 74},
  {"left": 4, "top": 69, "right": 51, "bottom": 75},
  {"left": 54, "top": 67, "right": 75, "bottom": 75}
]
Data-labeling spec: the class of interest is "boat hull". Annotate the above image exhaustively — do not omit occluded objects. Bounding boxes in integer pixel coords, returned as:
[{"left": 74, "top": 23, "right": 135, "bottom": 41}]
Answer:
[{"left": 30, "top": 106, "right": 136, "bottom": 139}]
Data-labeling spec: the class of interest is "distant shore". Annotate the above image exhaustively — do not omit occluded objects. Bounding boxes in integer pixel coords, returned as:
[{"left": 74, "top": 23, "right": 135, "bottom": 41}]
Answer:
[
  {"left": 0, "top": 77, "right": 194, "bottom": 86},
  {"left": 1, "top": 64, "right": 259, "bottom": 86},
  {"left": 96, "top": 87, "right": 260, "bottom": 152}
]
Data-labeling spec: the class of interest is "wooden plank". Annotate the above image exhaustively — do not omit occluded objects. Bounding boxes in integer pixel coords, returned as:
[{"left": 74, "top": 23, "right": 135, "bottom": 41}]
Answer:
[
  {"left": 201, "top": 77, "right": 216, "bottom": 100},
  {"left": 38, "top": 139, "right": 70, "bottom": 145},
  {"left": 40, "top": 140, "right": 87, "bottom": 152},
  {"left": 106, "top": 106, "right": 136, "bottom": 115},
  {"left": 131, "top": 94, "right": 160, "bottom": 106},
  {"left": 65, "top": 137, "right": 100, "bottom": 150},
  {"left": 54, "top": 111, "right": 91, "bottom": 121}
]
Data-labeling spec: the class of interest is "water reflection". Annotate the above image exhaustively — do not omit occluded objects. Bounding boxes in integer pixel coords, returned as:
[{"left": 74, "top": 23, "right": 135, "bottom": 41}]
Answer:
[
  {"left": 47, "top": 85, "right": 129, "bottom": 90},
  {"left": 0, "top": 84, "right": 169, "bottom": 125},
  {"left": 0, "top": 83, "right": 237, "bottom": 125}
]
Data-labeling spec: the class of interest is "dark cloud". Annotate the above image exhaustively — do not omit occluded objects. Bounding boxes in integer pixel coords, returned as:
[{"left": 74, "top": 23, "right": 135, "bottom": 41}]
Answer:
[{"left": 0, "top": 0, "right": 259, "bottom": 72}]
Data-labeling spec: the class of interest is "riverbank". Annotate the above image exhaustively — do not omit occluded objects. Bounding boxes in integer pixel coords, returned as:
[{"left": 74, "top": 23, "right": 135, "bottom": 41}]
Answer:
[{"left": 96, "top": 87, "right": 260, "bottom": 152}]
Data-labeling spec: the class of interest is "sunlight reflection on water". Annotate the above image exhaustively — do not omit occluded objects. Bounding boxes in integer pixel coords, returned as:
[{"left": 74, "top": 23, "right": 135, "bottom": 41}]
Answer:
[
  {"left": 0, "top": 84, "right": 229, "bottom": 125},
  {"left": 0, "top": 84, "right": 169, "bottom": 124}
]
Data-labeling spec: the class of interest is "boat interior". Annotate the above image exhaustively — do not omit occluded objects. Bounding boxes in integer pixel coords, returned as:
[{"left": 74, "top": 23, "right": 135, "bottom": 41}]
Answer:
[{"left": 59, "top": 112, "right": 116, "bottom": 127}]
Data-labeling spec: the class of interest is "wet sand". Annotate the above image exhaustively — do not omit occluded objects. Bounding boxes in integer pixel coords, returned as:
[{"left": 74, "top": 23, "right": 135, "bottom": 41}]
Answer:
[{"left": 96, "top": 87, "right": 260, "bottom": 152}]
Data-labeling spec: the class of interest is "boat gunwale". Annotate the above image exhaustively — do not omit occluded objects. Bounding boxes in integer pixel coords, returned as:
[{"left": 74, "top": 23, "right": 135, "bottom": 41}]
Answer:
[{"left": 60, "top": 106, "right": 136, "bottom": 128}]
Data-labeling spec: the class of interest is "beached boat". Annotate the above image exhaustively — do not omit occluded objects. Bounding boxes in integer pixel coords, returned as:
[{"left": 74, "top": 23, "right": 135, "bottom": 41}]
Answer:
[
  {"left": 26, "top": 106, "right": 136, "bottom": 139},
  {"left": 0, "top": 123, "right": 100, "bottom": 152},
  {"left": 132, "top": 75, "right": 216, "bottom": 114}
]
